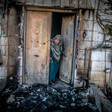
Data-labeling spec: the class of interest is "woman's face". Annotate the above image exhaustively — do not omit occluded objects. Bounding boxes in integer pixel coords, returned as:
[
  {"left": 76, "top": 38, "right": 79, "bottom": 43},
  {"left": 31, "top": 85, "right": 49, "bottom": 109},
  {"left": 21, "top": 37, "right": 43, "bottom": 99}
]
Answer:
[{"left": 55, "top": 38, "right": 60, "bottom": 44}]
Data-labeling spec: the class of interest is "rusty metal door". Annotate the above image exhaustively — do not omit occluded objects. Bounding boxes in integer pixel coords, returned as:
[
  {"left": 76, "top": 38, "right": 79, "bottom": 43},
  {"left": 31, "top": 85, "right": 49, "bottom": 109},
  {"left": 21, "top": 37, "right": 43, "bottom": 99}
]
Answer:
[
  {"left": 25, "top": 11, "right": 51, "bottom": 85},
  {"left": 59, "top": 15, "right": 75, "bottom": 84}
]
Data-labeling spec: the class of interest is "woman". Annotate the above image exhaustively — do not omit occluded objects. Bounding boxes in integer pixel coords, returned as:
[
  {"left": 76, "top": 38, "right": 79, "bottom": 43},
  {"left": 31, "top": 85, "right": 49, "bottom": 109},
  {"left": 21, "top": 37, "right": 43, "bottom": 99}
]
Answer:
[{"left": 49, "top": 34, "right": 63, "bottom": 85}]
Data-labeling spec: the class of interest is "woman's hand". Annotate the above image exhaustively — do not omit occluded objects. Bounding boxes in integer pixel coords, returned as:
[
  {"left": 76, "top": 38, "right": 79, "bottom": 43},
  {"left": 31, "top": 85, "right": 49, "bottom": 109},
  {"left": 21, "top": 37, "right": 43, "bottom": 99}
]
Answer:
[{"left": 50, "top": 57, "right": 51, "bottom": 60}]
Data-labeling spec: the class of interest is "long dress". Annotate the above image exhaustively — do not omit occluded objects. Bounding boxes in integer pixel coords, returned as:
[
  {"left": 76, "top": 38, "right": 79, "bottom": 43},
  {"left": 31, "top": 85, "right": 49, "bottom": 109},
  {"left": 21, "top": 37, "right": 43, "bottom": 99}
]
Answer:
[{"left": 49, "top": 51, "right": 62, "bottom": 82}]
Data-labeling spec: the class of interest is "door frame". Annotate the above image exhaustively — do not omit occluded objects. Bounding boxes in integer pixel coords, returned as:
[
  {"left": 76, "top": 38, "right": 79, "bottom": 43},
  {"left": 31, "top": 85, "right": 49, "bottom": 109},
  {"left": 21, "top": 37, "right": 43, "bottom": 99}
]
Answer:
[{"left": 23, "top": 6, "right": 78, "bottom": 85}]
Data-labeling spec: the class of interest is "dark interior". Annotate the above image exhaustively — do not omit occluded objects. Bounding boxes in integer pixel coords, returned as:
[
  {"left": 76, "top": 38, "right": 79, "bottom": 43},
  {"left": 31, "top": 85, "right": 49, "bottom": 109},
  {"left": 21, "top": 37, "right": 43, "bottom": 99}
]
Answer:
[
  {"left": 51, "top": 12, "right": 63, "bottom": 79},
  {"left": 51, "top": 12, "right": 75, "bottom": 79}
]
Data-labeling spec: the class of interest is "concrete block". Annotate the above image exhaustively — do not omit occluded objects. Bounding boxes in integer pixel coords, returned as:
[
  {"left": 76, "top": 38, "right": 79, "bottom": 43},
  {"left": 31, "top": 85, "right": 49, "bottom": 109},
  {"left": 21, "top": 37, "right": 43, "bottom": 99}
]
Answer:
[
  {"left": 91, "top": 50, "right": 112, "bottom": 62},
  {"left": 79, "top": 30, "right": 92, "bottom": 41},
  {"left": 0, "top": 46, "right": 8, "bottom": 56},
  {"left": 82, "top": 10, "right": 94, "bottom": 21},
  {"left": 8, "top": 37, "right": 20, "bottom": 46},
  {"left": 77, "top": 59, "right": 89, "bottom": 70},
  {"left": 80, "top": 20, "right": 93, "bottom": 31},
  {"left": 0, "top": 37, "right": 8, "bottom": 46},
  {"left": 78, "top": 40, "right": 92, "bottom": 50},
  {"left": 93, "top": 31, "right": 104, "bottom": 42},
  {"left": 78, "top": 49, "right": 90, "bottom": 60},
  {"left": 0, "top": 67, "right": 7, "bottom": 77},
  {"left": 9, "top": 7, "right": 17, "bottom": 16},
  {"left": 94, "top": 21, "right": 103, "bottom": 32},
  {"left": 87, "top": 0, "right": 98, "bottom": 9},
  {"left": 0, "top": 56, "right": 8, "bottom": 67},
  {"left": 69, "top": 0, "right": 78, "bottom": 8},
  {"left": 8, "top": 46, "right": 19, "bottom": 66},
  {"left": 77, "top": 69, "right": 88, "bottom": 74},
  {"left": 79, "top": 0, "right": 87, "bottom": 8},
  {"left": 90, "top": 71, "right": 105, "bottom": 87},
  {"left": 8, "top": 26, "right": 20, "bottom": 36},
  {"left": 8, "top": 66, "right": 18, "bottom": 76},
  {"left": 91, "top": 61, "right": 111, "bottom": 71},
  {"left": 8, "top": 15, "right": 19, "bottom": 26}
]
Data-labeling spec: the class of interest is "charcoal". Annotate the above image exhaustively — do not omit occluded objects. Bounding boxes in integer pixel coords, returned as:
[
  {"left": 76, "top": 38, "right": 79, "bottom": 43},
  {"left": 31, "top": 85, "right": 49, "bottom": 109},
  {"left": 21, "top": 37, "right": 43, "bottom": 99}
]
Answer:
[{"left": 0, "top": 83, "right": 99, "bottom": 112}]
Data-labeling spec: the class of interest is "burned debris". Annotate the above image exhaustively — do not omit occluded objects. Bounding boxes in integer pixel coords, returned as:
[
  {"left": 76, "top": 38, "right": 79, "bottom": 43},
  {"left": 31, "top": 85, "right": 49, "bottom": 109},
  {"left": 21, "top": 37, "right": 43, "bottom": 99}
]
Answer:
[{"left": 0, "top": 83, "right": 98, "bottom": 112}]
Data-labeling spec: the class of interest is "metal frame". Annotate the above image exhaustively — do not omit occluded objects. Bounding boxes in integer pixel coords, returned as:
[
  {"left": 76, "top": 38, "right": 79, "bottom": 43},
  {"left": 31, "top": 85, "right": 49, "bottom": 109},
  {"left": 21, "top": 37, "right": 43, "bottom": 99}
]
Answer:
[{"left": 71, "top": 14, "right": 78, "bottom": 86}]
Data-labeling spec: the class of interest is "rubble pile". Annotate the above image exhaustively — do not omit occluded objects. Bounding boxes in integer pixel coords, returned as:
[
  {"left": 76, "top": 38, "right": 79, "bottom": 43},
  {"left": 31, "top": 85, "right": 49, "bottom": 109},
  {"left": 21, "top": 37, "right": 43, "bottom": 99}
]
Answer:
[{"left": 0, "top": 83, "right": 98, "bottom": 112}]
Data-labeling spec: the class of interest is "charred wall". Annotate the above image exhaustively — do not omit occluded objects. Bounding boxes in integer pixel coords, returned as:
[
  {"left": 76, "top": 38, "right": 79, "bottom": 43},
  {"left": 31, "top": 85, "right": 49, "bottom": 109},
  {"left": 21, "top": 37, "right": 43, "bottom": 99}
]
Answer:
[
  {"left": 0, "top": 0, "right": 112, "bottom": 87},
  {"left": 77, "top": 1, "right": 112, "bottom": 87},
  {"left": 7, "top": 6, "right": 21, "bottom": 77},
  {"left": 0, "top": 1, "right": 22, "bottom": 80}
]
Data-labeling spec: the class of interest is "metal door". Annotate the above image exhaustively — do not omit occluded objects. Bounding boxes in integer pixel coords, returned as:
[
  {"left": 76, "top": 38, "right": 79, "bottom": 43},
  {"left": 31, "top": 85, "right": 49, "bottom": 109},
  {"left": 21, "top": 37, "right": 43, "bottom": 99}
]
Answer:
[
  {"left": 25, "top": 11, "right": 51, "bottom": 84},
  {"left": 59, "top": 15, "right": 75, "bottom": 84}
]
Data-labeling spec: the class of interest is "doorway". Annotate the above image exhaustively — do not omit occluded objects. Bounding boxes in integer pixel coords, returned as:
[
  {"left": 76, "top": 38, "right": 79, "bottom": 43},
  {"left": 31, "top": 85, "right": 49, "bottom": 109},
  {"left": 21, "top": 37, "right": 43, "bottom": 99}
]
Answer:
[
  {"left": 50, "top": 12, "right": 75, "bottom": 84},
  {"left": 24, "top": 8, "right": 76, "bottom": 85}
]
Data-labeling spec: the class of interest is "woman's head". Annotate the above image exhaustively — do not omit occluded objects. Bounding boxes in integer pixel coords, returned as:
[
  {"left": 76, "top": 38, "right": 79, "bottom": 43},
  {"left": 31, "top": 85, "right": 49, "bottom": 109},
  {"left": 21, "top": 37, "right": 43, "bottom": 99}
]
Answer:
[
  {"left": 53, "top": 35, "right": 63, "bottom": 45},
  {"left": 54, "top": 38, "right": 60, "bottom": 44}
]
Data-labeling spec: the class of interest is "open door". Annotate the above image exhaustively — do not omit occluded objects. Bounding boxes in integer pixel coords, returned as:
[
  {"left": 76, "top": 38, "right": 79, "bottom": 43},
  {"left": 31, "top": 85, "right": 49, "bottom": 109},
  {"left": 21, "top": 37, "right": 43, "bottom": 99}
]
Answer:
[
  {"left": 59, "top": 15, "right": 75, "bottom": 84},
  {"left": 25, "top": 11, "right": 51, "bottom": 84}
]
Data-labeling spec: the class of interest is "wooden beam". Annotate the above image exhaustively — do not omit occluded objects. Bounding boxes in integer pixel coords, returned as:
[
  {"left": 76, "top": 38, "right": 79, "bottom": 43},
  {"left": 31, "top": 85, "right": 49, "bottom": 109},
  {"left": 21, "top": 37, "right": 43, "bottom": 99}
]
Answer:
[{"left": 26, "top": 7, "right": 77, "bottom": 13}]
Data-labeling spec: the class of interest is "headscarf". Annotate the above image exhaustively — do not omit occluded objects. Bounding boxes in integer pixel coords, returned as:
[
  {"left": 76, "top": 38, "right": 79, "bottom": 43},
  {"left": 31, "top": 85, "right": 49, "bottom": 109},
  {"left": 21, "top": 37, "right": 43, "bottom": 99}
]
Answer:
[{"left": 51, "top": 34, "right": 63, "bottom": 62}]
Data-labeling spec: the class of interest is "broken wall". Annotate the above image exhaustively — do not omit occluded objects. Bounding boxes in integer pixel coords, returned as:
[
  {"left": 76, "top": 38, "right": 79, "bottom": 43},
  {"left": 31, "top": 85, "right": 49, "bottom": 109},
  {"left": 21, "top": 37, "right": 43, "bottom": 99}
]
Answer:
[{"left": 77, "top": 1, "right": 112, "bottom": 87}]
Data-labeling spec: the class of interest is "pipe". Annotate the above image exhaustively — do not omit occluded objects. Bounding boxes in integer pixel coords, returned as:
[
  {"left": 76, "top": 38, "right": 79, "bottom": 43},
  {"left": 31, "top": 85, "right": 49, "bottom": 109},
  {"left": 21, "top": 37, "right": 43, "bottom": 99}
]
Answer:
[{"left": 0, "top": 0, "right": 6, "bottom": 38}]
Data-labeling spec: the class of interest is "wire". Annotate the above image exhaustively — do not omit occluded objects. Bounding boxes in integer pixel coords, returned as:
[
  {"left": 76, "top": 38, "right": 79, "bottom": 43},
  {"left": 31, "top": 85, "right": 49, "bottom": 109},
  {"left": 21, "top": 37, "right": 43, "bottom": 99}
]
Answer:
[
  {"left": 0, "top": 0, "right": 5, "bottom": 38},
  {"left": 91, "top": 0, "right": 105, "bottom": 50}
]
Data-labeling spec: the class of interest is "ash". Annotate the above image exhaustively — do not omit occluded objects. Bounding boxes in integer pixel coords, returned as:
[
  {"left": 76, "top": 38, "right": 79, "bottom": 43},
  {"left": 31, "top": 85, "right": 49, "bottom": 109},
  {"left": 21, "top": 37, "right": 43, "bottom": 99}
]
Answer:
[{"left": 0, "top": 82, "right": 98, "bottom": 112}]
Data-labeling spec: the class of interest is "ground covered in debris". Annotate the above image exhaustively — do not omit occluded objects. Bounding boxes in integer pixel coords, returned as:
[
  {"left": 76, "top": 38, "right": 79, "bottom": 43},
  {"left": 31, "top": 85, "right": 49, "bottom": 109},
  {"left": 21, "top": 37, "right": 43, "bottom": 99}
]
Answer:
[{"left": 0, "top": 83, "right": 98, "bottom": 112}]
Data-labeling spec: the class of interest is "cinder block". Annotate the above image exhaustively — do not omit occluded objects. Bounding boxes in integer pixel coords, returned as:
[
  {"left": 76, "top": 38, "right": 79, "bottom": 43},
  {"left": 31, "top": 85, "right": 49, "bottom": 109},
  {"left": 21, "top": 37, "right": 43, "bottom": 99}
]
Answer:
[
  {"left": 8, "top": 37, "right": 20, "bottom": 46},
  {"left": 79, "top": 0, "right": 87, "bottom": 8},
  {"left": 8, "top": 26, "right": 20, "bottom": 36},
  {"left": 77, "top": 59, "right": 89, "bottom": 70},
  {"left": 9, "top": 7, "right": 17, "bottom": 16},
  {"left": 0, "top": 37, "right": 8, "bottom": 46},
  {"left": 8, "top": 15, "right": 19, "bottom": 26},
  {"left": 78, "top": 40, "right": 92, "bottom": 50},
  {"left": 0, "top": 67, "right": 7, "bottom": 77},
  {"left": 8, "top": 46, "right": 19, "bottom": 66},
  {"left": 0, "top": 46, "right": 8, "bottom": 56},
  {"left": 8, "top": 66, "right": 18, "bottom": 76}
]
